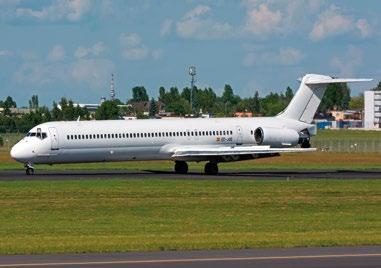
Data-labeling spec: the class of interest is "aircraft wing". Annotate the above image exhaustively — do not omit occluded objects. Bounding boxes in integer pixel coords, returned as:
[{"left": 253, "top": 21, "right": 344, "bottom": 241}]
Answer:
[{"left": 171, "top": 145, "right": 316, "bottom": 159}]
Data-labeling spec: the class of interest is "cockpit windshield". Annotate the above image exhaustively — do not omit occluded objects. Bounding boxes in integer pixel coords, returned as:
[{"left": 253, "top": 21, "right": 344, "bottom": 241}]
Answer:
[{"left": 26, "top": 132, "right": 47, "bottom": 139}]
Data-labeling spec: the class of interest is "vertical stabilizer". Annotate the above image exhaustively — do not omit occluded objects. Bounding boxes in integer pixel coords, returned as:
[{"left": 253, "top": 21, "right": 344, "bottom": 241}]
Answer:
[{"left": 278, "top": 74, "right": 372, "bottom": 124}]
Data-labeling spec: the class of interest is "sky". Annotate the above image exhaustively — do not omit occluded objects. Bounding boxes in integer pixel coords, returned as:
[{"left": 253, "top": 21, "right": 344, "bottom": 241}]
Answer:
[{"left": 0, "top": 0, "right": 380, "bottom": 107}]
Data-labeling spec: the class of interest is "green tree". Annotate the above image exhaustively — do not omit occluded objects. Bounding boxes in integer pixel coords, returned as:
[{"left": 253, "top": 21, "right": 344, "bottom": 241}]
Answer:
[
  {"left": 0, "top": 96, "right": 17, "bottom": 116},
  {"left": 319, "top": 83, "right": 350, "bottom": 111},
  {"left": 3, "top": 96, "right": 17, "bottom": 108},
  {"left": 149, "top": 98, "right": 157, "bottom": 117},
  {"left": 95, "top": 100, "right": 120, "bottom": 120},
  {"left": 51, "top": 102, "right": 63, "bottom": 121},
  {"left": 29, "top": 95, "right": 39, "bottom": 109},
  {"left": 159, "top": 86, "right": 166, "bottom": 101},
  {"left": 285, "top": 86, "right": 294, "bottom": 102},
  {"left": 349, "top": 94, "right": 364, "bottom": 110},
  {"left": 0, "top": 135, "right": 3, "bottom": 146},
  {"left": 253, "top": 90, "right": 261, "bottom": 114},
  {"left": 372, "top": 81, "right": 381, "bottom": 91},
  {"left": 131, "top": 86, "right": 149, "bottom": 102}
]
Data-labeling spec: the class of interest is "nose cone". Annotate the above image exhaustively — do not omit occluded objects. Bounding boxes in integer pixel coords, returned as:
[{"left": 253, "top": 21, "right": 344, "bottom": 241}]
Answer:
[
  {"left": 10, "top": 143, "right": 35, "bottom": 163},
  {"left": 10, "top": 144, "right": 22, "bottom": 162}
]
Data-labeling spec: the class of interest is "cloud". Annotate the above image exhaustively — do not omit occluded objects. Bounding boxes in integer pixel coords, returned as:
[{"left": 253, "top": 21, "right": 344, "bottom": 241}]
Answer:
[
  {"left": 71, "top": 59, "right": 114, "bottom": 89},
  {"left": 74, "top": 42, "right": 105, "bottom": 59},
  {"left": 121, "top": 47, "right": 149, "bottom": 60},
  {"left": 14, "top": 61, "right": 69, "bottom": 85},
  {"left": 176, "top": 5, "right": 234, "bottom": 39},
  {"left": 243, "top": 3, "right": 282, "bottom": 35},
  {"left": 151, "top": 49, "right": 164, "bottom": 59},
  {"left": 119, "top": 33, "right": 141, "bottom": 47},
  {"left": 330, "top": 45, "right": 363, "bottom": 77},
  {"left": 48, "top": 45, "right": 65, "bottom": 61},
  {"left": 356, "top": 19, "right": 372, "bottom": 38},
  {"left": 243, "top": 47, "right": 303, "bottom": 66},
  {"left": 16, "top": 0, "right": 91, "bottom": 22},
  {"left": 0, "top": 50, "right": 13, "bottom": 57},
  {"left": 309, "top": 5, "right": 371, "bottom": 41},
  {"left": 119, "top": 33, "right": 162, "bottom": 60},
  {"left": 160, "top": 19, "right": 172, "bottom": 36},
  {"left": 184, "top": 5, "right": 210, "bottom": 19}
]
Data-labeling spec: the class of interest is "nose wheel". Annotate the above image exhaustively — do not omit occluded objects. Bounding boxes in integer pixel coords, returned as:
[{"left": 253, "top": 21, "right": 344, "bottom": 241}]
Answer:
[{"left": 25, "top": 164, "right": 35, "bottom": 175}]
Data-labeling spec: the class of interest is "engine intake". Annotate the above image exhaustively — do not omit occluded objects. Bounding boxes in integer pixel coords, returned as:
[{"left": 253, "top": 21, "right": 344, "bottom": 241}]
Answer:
[{"left": 254, "top": 127, "right": 302, "bottom": 147}]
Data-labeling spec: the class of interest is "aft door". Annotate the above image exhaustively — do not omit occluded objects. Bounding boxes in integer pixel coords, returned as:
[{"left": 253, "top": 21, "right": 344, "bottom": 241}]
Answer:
[
  {"left": 236, "top": 125, "right": 243, "bottom": 145},
  {"left": 48, "top": 127, "right": 59, "bottom": 150}
]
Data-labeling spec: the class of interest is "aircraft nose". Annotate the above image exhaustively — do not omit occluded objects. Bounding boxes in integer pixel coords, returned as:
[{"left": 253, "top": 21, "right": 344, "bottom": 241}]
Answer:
[
  {"left": 10, "top": 144, "right": 21, "bottom": 161},
  {"left": 10, "top": 143, "right": 33, "bottom": 163}
]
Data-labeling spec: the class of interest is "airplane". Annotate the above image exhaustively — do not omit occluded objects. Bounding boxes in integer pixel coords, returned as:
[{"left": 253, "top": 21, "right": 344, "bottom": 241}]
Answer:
[{"left": 10, "top": 74, "right": 372, "bottom": 175}]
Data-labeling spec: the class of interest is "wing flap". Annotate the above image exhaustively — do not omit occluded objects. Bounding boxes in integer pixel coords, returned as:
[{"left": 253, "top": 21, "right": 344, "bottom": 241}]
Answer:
[{"left": 172, "top": 145, "right": 316, "bottom": 158}]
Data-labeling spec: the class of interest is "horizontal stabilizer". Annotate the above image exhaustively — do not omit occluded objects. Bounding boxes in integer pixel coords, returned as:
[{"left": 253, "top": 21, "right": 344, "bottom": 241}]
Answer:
[{"left": 304, "top": 77, "right": 372, "bottom": 85}]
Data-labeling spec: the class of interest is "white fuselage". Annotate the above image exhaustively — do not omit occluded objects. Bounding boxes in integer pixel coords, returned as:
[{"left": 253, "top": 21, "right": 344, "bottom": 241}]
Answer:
[{"left": 10, "top": 117, "right": 311, "bottom": 165}]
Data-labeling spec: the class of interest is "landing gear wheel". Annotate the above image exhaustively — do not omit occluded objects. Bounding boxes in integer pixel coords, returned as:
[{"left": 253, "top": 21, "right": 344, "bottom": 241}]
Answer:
[
  {"left": 301, "top": 140, "right": 311, "bottom": 148},
  {"left": 174, "top": 161, "right": 188, "bottom": 174},
  {"left": 204, "top": 162, "right": 218, "bottom": 175},
  {"left": 26, "top": 167, "right": 34, "bottom": 175}
]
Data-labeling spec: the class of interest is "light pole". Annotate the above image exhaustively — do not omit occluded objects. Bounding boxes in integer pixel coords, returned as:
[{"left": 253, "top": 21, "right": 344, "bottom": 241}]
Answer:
[{"left": 188, "top": 66, "right": 196, "bottom": 113}]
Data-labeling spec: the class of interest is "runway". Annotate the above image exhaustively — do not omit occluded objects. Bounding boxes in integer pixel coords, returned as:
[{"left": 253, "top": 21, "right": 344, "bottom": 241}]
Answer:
[
  {"left": 0, "top": 169, "right": 381, "bottom": 180},
  {"left": 0, "top": 246, "right": 380, "bottom": 268}
]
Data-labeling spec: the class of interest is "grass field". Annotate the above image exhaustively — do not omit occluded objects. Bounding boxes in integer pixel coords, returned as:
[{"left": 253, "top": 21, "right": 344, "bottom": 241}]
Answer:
[{"left": 0, "top": 179, "right": 380, "bottom": 254}]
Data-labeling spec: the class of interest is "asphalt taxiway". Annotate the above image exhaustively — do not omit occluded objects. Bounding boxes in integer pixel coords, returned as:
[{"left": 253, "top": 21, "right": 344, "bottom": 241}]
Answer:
[
  {"left": 0, "top": 246, "right": 380, "bottom": 268},
  {"left": 0, "top": 169, "right": 381, "bottom": 180}
]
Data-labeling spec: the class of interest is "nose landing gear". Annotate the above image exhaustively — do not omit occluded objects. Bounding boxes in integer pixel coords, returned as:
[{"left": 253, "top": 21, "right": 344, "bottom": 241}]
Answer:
[{"left": 25, "top": 163, "right": 35, "bottom": 175}]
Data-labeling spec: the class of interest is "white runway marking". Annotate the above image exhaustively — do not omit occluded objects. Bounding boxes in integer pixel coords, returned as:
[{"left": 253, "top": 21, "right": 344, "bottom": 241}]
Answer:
[{"left": 1, "top": 253, "right": 381, "bottom": 267}]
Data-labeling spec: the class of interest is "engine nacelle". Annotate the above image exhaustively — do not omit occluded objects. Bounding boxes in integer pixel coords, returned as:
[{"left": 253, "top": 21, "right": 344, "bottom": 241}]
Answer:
[{"left": 254, "top": 127, "right": 301, "bottom": 147}]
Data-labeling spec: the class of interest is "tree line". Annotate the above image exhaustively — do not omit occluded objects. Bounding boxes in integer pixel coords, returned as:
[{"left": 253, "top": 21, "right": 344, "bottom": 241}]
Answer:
[{"left": 0, "top": 81, "right": 379, "bottom": 133}]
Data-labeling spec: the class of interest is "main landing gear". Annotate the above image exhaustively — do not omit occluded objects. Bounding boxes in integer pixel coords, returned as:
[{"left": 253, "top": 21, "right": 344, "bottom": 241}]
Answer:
[
  {"left": 174, "top": 161, "right": 219, "bottom": 175},
  {"left": 25, "top": 163, "right": 34, "bottom": 175},
  {"left": 174, "top": 161, "right": 188, "bottom": 174},
  {"left": 204, "top": 162, "right": 218, "bottom": 175}
]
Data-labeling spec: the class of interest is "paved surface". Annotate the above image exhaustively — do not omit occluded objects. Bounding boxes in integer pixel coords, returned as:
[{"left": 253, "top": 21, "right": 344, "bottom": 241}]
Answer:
[
  {"left": 0, "top": 247, "right": 380, "bottom": 268},
  {"left": 0, "top": 169, "right": 381, "bottom": 180}
]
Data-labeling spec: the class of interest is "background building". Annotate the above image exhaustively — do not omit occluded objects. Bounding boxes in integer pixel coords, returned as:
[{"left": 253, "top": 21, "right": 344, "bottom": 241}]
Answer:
[{"left": 364, "top": 91, "right": 381, "bottom": 129}]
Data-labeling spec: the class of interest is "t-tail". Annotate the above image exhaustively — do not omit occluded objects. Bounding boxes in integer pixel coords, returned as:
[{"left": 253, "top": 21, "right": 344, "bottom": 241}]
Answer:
[{"left": 278, "top": 74, "right": 372, "bottom": 124}]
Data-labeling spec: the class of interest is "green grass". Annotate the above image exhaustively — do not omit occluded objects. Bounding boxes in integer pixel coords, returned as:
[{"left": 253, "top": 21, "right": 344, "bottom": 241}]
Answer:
[
  {"left": 0, "top": 179, "right": 380, "bottom": 254},
  {"left": 315, "top": 129, "right": 381, "bottom": 139}
]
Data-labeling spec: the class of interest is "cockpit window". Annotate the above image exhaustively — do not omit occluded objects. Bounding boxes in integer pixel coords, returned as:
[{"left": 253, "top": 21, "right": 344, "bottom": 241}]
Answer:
[{"left": 26, "top": 132, "right": 47, "bottom": 139}]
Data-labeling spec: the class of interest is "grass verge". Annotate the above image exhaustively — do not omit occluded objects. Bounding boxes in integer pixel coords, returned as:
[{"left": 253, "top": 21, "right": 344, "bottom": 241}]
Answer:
[{"left": 0, "top": 179, "right": 380, "bottom": 254}]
